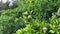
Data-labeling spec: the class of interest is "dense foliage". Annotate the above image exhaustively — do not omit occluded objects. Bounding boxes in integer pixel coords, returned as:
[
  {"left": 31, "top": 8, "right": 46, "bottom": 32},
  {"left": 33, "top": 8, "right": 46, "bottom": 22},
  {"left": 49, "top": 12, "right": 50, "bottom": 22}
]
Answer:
[{"left": 0, "top": 0, "right": 60, "bottom": 34}]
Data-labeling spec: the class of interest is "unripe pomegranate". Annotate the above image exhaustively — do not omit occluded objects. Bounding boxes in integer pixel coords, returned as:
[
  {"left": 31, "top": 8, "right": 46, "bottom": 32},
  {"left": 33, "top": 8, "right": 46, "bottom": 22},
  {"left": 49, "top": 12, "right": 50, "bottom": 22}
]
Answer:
[
  {"left": 43, "top": 27, "right": 48, "bottom": 34},
  {"left": 23, "top": 11, "right": 28, "bottom": 16},
  {"left": 28, "top": 15, "right": 32, "bottom": 19}
]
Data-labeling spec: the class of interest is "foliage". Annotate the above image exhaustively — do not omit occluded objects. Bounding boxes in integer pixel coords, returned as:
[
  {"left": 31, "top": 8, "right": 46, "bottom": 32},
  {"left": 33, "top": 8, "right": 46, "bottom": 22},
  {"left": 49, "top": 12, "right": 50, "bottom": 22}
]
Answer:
[{"left": 0, "top": 0, "right": 60, "bottom": 34}]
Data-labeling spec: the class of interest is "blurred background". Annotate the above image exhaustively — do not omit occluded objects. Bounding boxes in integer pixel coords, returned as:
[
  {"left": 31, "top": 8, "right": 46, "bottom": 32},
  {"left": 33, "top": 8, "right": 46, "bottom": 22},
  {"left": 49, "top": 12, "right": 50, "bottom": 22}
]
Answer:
[{"left": 0, "top": 0, "right": 60, "bottom": 34}]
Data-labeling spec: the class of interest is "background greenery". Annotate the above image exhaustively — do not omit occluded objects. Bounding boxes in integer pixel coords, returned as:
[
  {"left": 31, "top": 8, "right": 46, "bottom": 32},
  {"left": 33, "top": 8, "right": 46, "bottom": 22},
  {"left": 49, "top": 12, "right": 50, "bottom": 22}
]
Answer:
[{"left": 0, "top": 0, "right": 60, "bottom": 34}]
